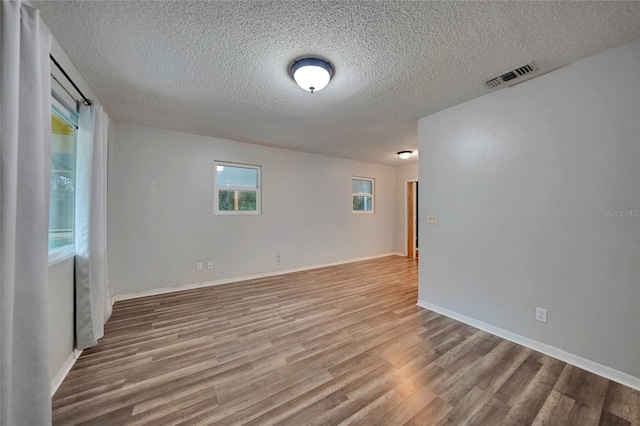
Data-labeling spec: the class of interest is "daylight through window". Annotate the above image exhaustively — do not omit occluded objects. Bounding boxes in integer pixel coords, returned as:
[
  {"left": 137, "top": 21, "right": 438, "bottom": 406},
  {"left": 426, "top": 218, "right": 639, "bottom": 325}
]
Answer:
[
  {"left": 49, "top": 106, "right": 77, "bottom": 252},
  {"left": 214, "top": 162, "right": 261, "bottom": 214},
  {"left": 352, "top": 177, "right": 374, "bottom": 212}
]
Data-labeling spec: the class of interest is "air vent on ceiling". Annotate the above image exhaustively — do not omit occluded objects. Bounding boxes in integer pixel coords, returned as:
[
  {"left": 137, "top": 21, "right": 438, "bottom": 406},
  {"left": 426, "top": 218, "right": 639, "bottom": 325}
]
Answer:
[{"left": 486, "top": 62, "right": 538, "bottom": 88}]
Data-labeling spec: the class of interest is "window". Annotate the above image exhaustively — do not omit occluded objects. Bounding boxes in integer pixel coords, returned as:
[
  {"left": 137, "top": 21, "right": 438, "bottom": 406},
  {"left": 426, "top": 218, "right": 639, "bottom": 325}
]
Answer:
[
  {"left": 214, "top": 161, "right": 261, "bottom": 214},
  {"left": 49, "top": 93, "right": 78, "bottom": 257},
  {"left": 352, "top": 177, "right": 374, "bottom": 212}
]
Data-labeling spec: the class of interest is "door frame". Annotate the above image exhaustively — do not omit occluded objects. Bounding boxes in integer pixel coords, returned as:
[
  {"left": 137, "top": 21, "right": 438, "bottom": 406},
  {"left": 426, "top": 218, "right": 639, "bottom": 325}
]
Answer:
[{"left": 405, "top": 180, "right": 418, "bottom": 258}]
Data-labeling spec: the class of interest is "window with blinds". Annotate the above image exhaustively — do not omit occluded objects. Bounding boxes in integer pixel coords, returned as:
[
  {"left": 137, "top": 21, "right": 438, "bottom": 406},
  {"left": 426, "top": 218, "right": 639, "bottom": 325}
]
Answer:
[
  {"left": 214, "top": 161, "right": 261, "bottom": 215},
  {"left": 352, "top": 177, "right": 374, "bottom": 213}
]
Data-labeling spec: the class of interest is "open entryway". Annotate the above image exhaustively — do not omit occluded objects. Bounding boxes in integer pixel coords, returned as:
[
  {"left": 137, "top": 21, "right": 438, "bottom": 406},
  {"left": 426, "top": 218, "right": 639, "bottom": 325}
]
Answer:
[{"left": 406, "top": 180, "right": 418, "bottom": 258}]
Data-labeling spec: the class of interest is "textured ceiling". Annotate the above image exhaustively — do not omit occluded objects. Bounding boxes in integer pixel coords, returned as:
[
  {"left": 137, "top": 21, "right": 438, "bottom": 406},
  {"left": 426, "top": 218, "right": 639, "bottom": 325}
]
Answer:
[{"left": 34, "top": 1, "right": 640, "bottom": 166}]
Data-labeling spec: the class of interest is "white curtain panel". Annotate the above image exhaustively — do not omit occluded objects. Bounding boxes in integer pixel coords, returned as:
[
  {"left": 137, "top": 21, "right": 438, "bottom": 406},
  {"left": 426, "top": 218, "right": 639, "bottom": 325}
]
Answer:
[
  {"left": 0, "top": 1, "right": 53, "bottom": 424},
  {"left": 76, "top": 104, "right": 112, "bottom": 350}
]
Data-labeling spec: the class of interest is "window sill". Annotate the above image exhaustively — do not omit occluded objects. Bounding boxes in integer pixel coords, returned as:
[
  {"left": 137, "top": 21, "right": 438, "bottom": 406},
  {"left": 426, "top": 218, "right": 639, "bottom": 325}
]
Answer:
[
  {"left": 214, "top": 211, "right": 261, "bottom": 215},
  {"left": 352, "top": 210, "right": 375, "bottom": 214},
  {"left": 49, "top": 246, "right": 75, "bottom": 267}
]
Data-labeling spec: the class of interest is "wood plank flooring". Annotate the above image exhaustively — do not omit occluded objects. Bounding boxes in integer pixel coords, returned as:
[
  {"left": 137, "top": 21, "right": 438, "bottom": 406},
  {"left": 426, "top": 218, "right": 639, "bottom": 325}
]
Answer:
[{"left": 52, "top": 256, "right": 639, "bottom": 425}]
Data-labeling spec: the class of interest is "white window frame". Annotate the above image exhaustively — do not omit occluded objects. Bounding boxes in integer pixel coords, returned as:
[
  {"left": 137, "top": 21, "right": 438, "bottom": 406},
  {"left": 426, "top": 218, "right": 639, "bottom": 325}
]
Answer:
[
  {"left": 352, "top": 176, "right": 375, "bottom": 213},
  {"left": 214, "top": 161, "right": 262, "bottom": 215},
  {"left": 49, "top": 90, "right": 78, "bottom": 266}
]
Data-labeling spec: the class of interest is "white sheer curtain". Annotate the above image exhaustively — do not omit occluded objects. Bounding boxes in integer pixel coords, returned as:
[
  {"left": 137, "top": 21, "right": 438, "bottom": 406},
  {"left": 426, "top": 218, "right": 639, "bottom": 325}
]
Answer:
[
  {"left": 0, "top": 1, "right": 53, "bottom": 424},
  {"left": 75, "top": 104, "right": 112, "bottom": 350}
]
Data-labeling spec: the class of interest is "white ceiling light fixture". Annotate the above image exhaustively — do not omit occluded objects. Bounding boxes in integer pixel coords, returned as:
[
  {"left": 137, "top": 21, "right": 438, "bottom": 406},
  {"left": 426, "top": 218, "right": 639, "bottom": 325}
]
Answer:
[
  {"left": 289, "top": 57, "right": 333, "bottom": 93},
  {"left": 397, "top": 150, "right": 413, "bottom": 160}
]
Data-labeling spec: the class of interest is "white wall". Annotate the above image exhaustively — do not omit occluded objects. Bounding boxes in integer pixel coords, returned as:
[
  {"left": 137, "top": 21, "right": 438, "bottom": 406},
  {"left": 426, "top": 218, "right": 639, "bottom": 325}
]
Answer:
[
  {"left": 48, "top": 258, "right": 74, "bottom": 383},
  {"left": 418, "top": 38, "right": 640, "bottom": 379},
  {"left": 394, "top": 163, "right": 419, "bottom": 254},
  {"left": 109, "top": 123, "right": 397, "bottom": 295}
]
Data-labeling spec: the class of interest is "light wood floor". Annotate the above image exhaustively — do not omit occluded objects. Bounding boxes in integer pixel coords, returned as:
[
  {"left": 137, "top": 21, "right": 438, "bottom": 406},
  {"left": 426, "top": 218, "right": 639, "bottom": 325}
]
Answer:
[{"left": 53, "top": 256, "right": 639, "bottom": 425}]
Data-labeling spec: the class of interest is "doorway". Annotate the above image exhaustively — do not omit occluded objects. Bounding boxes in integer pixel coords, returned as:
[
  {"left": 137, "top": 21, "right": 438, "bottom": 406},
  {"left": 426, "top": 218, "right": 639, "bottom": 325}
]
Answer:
[{"left": 406, "top": 181, "right": 418, "bottom": 258}]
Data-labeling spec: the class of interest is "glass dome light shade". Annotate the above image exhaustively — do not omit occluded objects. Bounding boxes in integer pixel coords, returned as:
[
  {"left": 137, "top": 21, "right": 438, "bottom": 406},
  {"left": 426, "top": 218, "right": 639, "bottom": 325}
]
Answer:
[
  {"left": 290, "top": 58, "right": 333, "bottom": 93},
  {"left": 397, "top": 151, "right": 413, "bottom": 160}
]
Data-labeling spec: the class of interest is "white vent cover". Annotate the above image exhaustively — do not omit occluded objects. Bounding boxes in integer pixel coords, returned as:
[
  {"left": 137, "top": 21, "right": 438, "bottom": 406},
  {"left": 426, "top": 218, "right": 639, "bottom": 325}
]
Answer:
[{"left": 486, "top": 62, "right": 538, "bottom": 88}]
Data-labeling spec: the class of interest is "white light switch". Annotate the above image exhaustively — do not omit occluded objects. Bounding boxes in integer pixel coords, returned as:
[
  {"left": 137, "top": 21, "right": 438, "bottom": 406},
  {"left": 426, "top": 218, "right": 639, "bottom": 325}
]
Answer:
[{"left": 427, "top": 213, "right": 438, "bottom": 224}]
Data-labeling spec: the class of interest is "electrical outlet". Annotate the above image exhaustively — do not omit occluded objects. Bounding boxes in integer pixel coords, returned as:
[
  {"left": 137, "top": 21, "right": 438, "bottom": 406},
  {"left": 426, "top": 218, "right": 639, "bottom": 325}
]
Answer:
[
  {"left": 207, "top": 261, "right": 213, "bottom": 270},
  {"left": 535, "top": 307, "right": 547, "bottom": 323},
  {"left": 427, "top": 213, "right": 438, "bottom": 224},
  {"left": 196, "top": 262, "right": 203, "bottom": 271}
]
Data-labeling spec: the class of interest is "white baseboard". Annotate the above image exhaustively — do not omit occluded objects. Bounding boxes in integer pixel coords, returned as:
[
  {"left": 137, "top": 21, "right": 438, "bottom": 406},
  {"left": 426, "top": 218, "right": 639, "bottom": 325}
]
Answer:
[
  {"left": 114, "top": 253, "right": 405, "bottom": 302},
  {"left": 416, "top": 300, "right": 640, "bottom": 391},
  {"left": 51, "top": 349, "right": 83, "bottom": 396}
]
